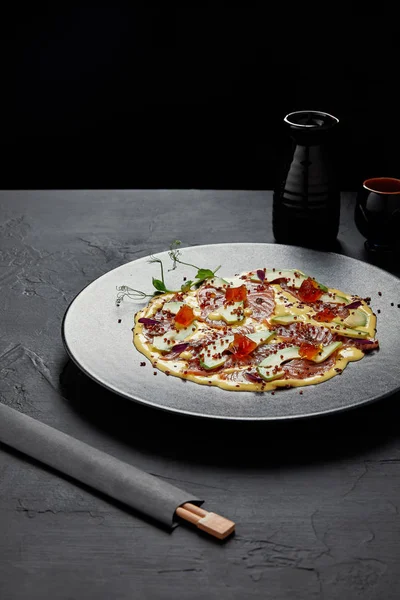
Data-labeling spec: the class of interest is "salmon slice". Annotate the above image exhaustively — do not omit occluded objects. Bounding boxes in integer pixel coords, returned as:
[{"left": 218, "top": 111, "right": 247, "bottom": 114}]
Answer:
[
  {"left": 220, "top": 369, "right": 255, "bottom": 383},
  {"left": 273, "top": 322, "right": 335, "bottom": 345},
  {"left": 245, "top": 282, "right": 275, "bottom": 321},
  {"left": 283, "top": 355, "right": 336, "bottom": 379},
  {"left": 197, "top": 284, "right": 228, "bottom": 327}
]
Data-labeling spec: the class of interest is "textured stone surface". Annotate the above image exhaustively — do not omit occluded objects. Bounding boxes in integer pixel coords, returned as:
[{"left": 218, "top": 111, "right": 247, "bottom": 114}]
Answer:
[{"left": 1, "top": 190, "right": 400, "bottom": 599}]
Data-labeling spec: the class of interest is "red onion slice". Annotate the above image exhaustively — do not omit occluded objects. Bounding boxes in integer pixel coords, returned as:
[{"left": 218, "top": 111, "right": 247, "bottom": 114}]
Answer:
[
  {"left": 161, "top": 342, "right": 191, "bottom": 361},
  {"left": 345, "top": 300, "right": 362, "bottom": 310},
  {"left": 170, "top": 342, "right": 190, "bottom": 353},
  {"left": 138, "top": 317, "right": 160, "bottom": 325},
  {"left": 256, "top": 269, "right": 266, "bottom": 283},
  {"left": 245, "top": 371, "right": 263, "bottom": 383}
]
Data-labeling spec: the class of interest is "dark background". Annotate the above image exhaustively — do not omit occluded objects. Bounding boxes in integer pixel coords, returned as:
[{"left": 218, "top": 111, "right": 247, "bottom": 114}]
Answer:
[{"left": 4, "top": 4, "right": 399, "bottom": 190}]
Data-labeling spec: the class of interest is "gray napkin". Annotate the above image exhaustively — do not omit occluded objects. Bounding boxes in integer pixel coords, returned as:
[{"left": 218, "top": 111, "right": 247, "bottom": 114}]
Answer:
[{"left": 0, "top": 403, "right": 202, "bottom": 527}]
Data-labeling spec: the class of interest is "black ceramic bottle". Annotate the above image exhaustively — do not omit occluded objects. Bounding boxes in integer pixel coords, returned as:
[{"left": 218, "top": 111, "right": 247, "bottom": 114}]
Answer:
[{"left": 273, "top": 110, "right": 340, "bottom": 247}]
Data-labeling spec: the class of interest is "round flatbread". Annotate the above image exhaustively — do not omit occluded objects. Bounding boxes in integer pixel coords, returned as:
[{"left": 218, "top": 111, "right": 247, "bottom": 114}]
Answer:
[{"left": 133, "top": 269, "right": 378, "bottom": 392}]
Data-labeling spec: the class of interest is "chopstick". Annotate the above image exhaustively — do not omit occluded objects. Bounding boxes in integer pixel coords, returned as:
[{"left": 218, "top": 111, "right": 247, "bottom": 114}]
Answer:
[{"left": 175, "top": 503, "right": 235, "bottom": 540}]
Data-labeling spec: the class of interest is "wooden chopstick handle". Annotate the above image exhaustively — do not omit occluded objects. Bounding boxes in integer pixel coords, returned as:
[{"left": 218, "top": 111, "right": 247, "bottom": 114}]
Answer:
[
  {"left": 176, "top": 503, "right": 235, "bottom": 540},
  {"left": 183, "top": 503, "right": 207, "bottom": 517},
  {"left": 175, "top": 505, "right": 202, "bottom": 525}
]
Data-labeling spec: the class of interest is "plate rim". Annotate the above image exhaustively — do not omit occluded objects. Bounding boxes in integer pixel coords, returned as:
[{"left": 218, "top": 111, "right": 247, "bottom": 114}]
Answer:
[{"left": 61, "top": 242, "right": 400, "bottom": 421}]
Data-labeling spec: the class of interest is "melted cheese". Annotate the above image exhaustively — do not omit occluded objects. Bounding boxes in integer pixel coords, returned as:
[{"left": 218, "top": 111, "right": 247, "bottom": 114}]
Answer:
[{"left": 133, "top": 272, "right": 377, "bottom": 392}]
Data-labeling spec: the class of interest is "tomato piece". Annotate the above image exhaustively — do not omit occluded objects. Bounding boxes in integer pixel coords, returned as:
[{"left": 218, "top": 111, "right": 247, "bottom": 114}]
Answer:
[
  {"left": 299, "top": 342, "right": 321, "bottom": 360},
  {"left": 174, "top": 305, "right": 195, "bottom": 327},
  {"left": 225, "top": 285, "right": 248, "bottom": 302},
  {"left": 229, "top": 333, "right": 257, "bottom": 357},
  {"left": 298, "top": 278, "right": 323, "bottom": 302},
  {"left": 314, "top": 307, "right": 337, "bottom": 322}
]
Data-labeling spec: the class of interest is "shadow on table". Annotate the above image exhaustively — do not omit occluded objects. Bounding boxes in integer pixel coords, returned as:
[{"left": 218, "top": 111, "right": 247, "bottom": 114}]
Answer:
[{"left": 60, "top": 359, "right": 400, "bottom": 469}]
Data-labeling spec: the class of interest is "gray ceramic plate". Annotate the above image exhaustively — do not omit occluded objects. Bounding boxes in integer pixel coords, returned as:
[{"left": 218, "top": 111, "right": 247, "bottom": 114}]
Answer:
[{"left": 62, "top": 243, "right": 400, "bottom": 420}]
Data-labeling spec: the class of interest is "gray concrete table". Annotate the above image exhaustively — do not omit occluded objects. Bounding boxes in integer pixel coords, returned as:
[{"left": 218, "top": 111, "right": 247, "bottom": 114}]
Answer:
[{"left": 1, "top": 190, "right": 400, "bottom": 600}]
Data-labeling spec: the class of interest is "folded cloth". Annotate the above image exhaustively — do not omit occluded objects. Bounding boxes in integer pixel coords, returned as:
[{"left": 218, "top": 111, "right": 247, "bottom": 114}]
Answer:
[{"left": 0, "top": 402, "right": 202, "bottom": 527}]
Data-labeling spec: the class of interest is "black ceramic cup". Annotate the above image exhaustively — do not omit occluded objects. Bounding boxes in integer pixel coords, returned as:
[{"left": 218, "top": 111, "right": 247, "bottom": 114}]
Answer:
[{"left": 355, "top": 177, "right": 400, "bottom": 253}]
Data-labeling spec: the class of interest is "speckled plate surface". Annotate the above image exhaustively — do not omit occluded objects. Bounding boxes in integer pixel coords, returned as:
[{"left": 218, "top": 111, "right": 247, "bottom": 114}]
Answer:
[{"left": 62, "top": 243, "right": 400, "bottom": 420}]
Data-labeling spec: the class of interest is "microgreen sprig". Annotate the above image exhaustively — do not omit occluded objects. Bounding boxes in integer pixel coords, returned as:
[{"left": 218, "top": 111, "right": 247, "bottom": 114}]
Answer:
[
  {"left": 116, "top": 240, "right": 221, "bottom": 305},
  {"left": 168, "top": 240, "right": 221, "bottom": 288},
  {"left": 116, "top": 286, "right": 154, "bottom": 307},
  {"left": 148, "top": 255, "right": 176, "bottom": 294}
]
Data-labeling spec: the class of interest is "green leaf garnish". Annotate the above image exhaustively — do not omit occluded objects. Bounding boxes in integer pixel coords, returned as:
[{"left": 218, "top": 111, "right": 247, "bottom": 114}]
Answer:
[
  {"left": 195, "top": 268, "right": 215, "bottom": 280},
  {"left": 194, "top": 267, "right": 221, "bottom": 283},
  {"left": 181, "top": 280, "right": 194, "bottom": 292},
  {"left": 152, "top": 278, "right": 171, "bottom": 293}
]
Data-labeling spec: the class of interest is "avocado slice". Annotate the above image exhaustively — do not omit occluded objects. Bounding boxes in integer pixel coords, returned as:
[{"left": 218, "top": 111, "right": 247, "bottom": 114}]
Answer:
[
  {"left": 270, "top": 314, "right": 369, "bottom": 338},
  {"left": 208, "top": 301, "right": 245, "bottom": 324},
  {"left": 257, "top": 345, "right": 300, "bottom": 381},
  {"left": 152, "top": 322, "right": 198, "bottom": 352},
  {"left": 152, "top": 330, "right": 179, "bottom": 352},
  {"left": 320, "top": 292, "right": 348, "bottom": 304},
  {"left": 199, "top": 329, "right": 276, "bottom": 370},
  {"left": 312, "top": 341, "right": 343, "bottom": 363},
  {"left": 174, "top": 321, "right": 198, "bottom": 340},
  {"left": 256, "top": 340, "right": 342, "bottom": 381},
  {"left": 207, "top": 276, "right": 229, "bottom": 288},
  {"left": 342, "top": 308, "right": 368, "bottom": 328},
  {"left": 223, "top": 276, "right": 246, "bottom": 287},
  {"left": 199, "top": 335, "right": 234, "bottom": 370},
  {"left": 162, "top": 301, "right": 184, "bottom": 315},
  {"left": 270, "top": 315, "right": 304, "bottom": 325},
  {"left": 317, "top": 321, "right": 369, "bottom": 338},
  {"left": 246, "top": 330, "right": 276, "bottom": 345}
]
